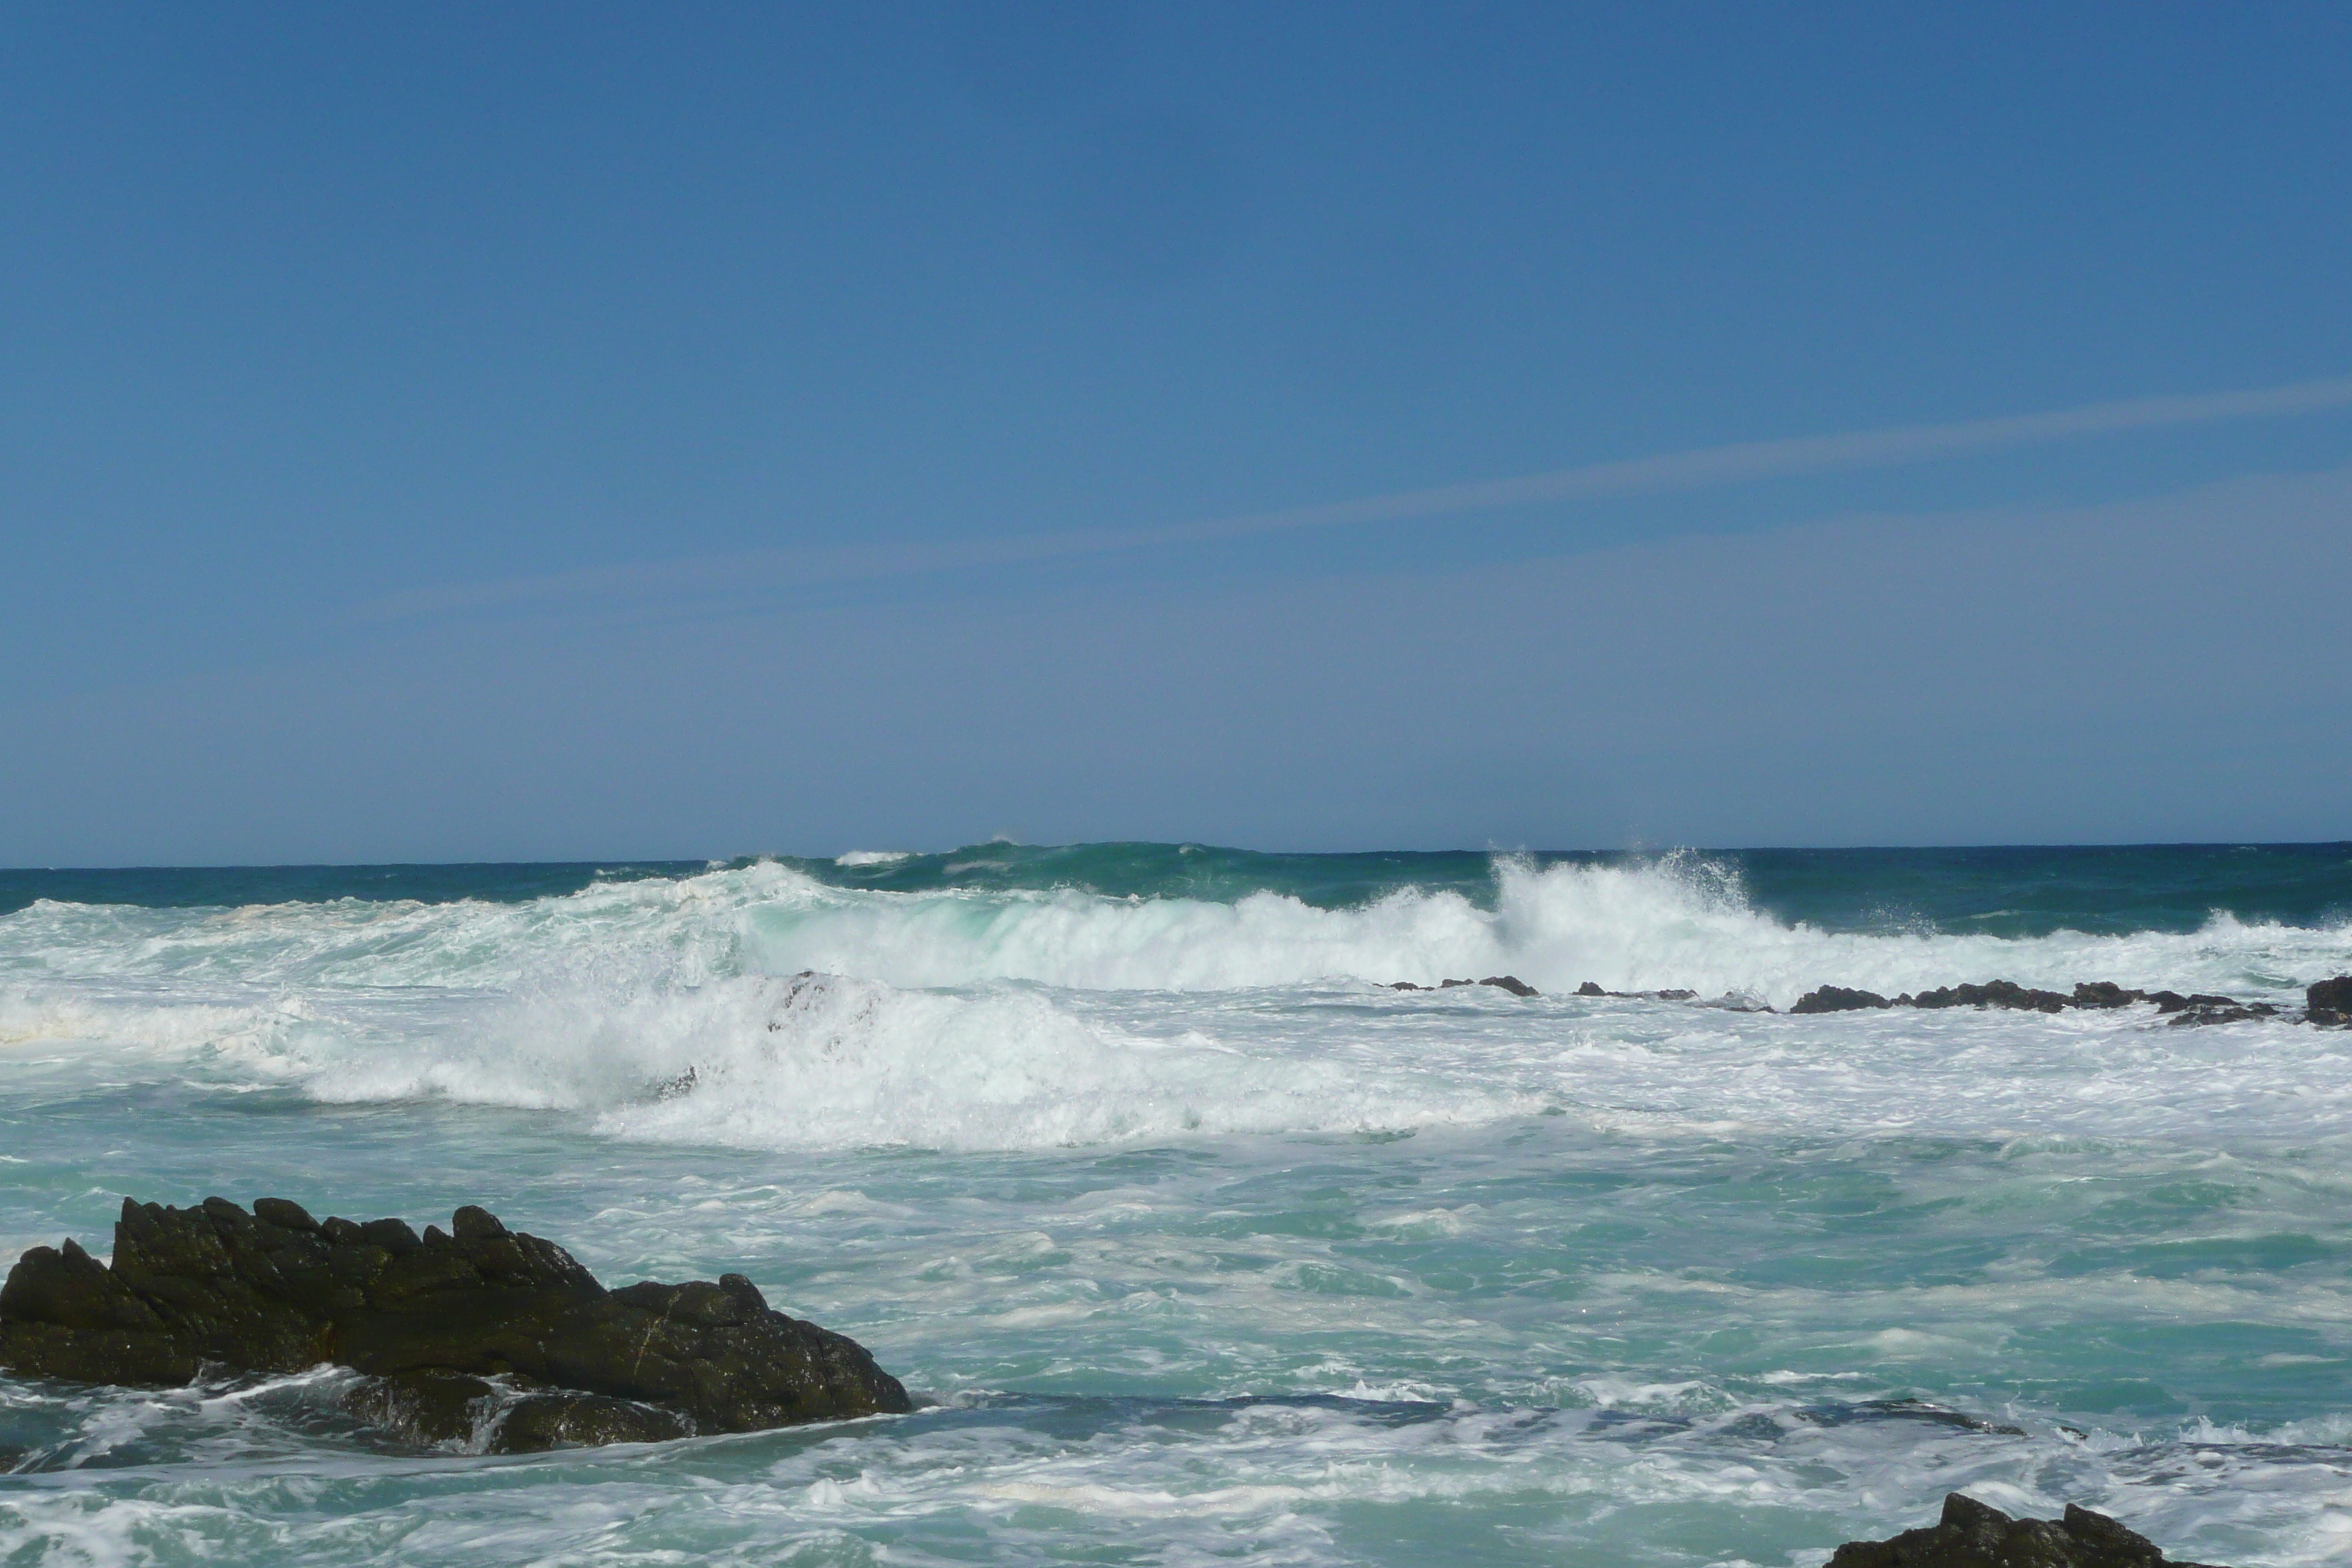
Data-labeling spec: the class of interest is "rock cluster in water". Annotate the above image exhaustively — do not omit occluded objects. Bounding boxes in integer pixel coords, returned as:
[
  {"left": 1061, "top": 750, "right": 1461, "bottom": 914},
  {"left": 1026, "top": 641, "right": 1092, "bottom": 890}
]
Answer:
[
  {"left": 1828, "top": 1492, "right": 2225, "bottom": 1567},
  {"left": 0, "top": 1196, "right": 911, "bottom": 1452},
  {"left": 1787, "top": 975, "right": 2352, "bottom": 1027},
  {"left": 1385, "top": 975, "right": 1539, "bottom": 996},
  {"left": 1384, "top": 973, "right": 2351, "bottom": 1026}
]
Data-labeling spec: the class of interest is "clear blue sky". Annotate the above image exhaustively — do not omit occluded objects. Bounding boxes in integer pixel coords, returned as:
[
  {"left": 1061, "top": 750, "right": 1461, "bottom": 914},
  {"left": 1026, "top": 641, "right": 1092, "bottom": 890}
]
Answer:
[{"left": 5, "top": 3, "right": 2349, "bottom": 863}]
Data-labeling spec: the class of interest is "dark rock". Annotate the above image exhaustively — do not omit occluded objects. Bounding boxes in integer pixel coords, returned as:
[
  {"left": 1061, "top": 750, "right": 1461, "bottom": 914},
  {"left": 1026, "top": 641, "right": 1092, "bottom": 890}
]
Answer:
[
  {"left": 1434, "top": 977, "right": 1540, "bottom": 995},
  {"left": 1827, "top": 1492, "right": 2226, "bottom": 1567},
  {"left": 2071, "top": 982, "right": 2146, "bottom": 1009},
  {"left": 1577, "top": 981, "right": 1605, "bottom": 996},
  {"left": 253, "top": 1198, "right": 319, "bottom": 1233},
  {"left": 1791, "top": 986, "right": 1893, "bottom": 1014},
  {"left": 2310, "top": 975, "right": 2352, "bottom": 1026},
  {"left": 0, "top": 1197, "right": 911, "bottom": 1453},
  {"left": 361, "top": 1217, "right": 422, "bottom": 1255},
  {"left": 1384, "top": 981, "right": 1428, "bottom": 991},
  {"left": 342, "top": 1367, "right": 502, "bottom": 1446},
  {"left": 344, "top": 1368, "right": 692, "bottom": 1451},
  {"left": 2147, "top": 992, "right": 2241, "bottom": 1014},
  {"left": 1904, "top": 980, "right": 2070, "bottom": 1014},
  {"left": 497, "top": 1390, "right": 694, "bottom": 1450},
  {"left": 2138, "top": 992, "right": 2268, "bottom": 1027}
]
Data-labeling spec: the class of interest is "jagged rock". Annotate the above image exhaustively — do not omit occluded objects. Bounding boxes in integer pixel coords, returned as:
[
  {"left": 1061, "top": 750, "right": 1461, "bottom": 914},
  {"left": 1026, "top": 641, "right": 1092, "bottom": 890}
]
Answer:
[
  {"left": 1828, "top": 1492, "right": 2225, "bottom": 1567},
  {"left": 1576, "top": 981, "right": 1605, "bottom": 996},
  {"left": 1792, "top": 986, "right": 1892, "bottom": 1014},
  {"left": 2072, "top": 981, "right": 2146, "bottom": 1009},
  {"left": 1431, "top": 976, "right": 1539, "bottom": 996},
  {"left": 1902, "top": 980, "right": 2070, "bottom": 1014},
  {"left": 2144, "top": 992, "right": 2259, "bottom": 1017},
  {"left": 1385, "top": 981, "right": 1428, "bottom": 991},
  {"left": 2310, "top": 975, "right": 2352, "bottom": 1026},
  {"left": 0, "top": 1198, "right": 911, "bottom": 1452}
]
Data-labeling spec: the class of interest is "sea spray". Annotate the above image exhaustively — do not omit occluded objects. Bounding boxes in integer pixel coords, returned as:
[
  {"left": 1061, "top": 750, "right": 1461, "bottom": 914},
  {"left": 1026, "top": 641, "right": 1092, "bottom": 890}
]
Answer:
[{"left": 2, "top": 845, "right": 2349, "bottom": 1566}]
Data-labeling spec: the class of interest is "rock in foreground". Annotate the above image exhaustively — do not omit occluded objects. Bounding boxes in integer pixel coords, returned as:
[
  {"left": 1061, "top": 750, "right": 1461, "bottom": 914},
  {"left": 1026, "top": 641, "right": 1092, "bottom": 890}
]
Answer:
[
  {"left": 0, "top": 1196, "right": 911, "bottom": 1452},
  {"left": 1829, "top": 1493, "right": 2226, "bottom": 1568}
]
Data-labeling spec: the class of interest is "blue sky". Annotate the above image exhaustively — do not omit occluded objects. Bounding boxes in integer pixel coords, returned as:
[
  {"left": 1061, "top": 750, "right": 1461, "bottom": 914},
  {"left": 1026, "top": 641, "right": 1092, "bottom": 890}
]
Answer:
[{"left": 4, "top": 3, "right": 2348, "bottom": 862}]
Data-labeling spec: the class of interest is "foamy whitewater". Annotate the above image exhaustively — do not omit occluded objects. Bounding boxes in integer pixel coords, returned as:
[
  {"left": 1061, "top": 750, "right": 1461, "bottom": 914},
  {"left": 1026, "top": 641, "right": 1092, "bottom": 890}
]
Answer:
[{"left": 1, "top": 845, "right": 2349, "bottom": 1566}]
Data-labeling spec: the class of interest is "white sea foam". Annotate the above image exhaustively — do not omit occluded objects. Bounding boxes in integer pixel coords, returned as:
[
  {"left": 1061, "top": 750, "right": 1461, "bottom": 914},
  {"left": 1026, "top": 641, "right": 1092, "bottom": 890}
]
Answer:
[
  {"left": 834, "top": 850, "right": 914, "bottom": 867},
  {"left": 3, "top": 856, "right": 2346, "bottom": 1154},
  {"left": 736, "top": 856, "right": 2347, "bottom": 1003},
  {"left": 4, "top": 856, "right": 2342, "bottom": 1004}
]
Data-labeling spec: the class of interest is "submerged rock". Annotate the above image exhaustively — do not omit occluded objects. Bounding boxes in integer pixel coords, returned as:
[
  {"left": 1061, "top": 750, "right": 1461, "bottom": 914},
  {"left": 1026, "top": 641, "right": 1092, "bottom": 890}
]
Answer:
[
  {"left": 2167, "top": 1000, "right": 2279, "bottom": 1027},
  {"left": 0, "top": 1198, "right": 911, "bottom": 1452},
  {"left": 1569, "top": 982, "right": 1697, "bottom": 1001},
  {"left": 1828, "top": 1492, "right": 2225, "bottom": 1567},
  {"left": 2309, "top": 975, "right": 2352, "bottom": 1026}
]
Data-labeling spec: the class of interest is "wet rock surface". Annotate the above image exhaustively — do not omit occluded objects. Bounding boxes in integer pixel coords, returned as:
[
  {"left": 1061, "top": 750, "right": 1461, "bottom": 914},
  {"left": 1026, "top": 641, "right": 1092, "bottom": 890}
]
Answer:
[
  {"left": 1385, "top": 976, "right": 1540, "bottom": 996},
  {"left": 1902, "top": 980, "right": 2073, "bottom": 1014},
  {"left": 2309, "top": 974, "right": 2352, "bottom": 1026},
  {"left": 1828, "top": 1492, "right": 2225, "bottom": 1567},
  {"left": 0, "top": 1197, "right": 911, "bottom": 1452},
  {"left": 1791, "top": 985, "right": 1893, "bottom": 1014}
]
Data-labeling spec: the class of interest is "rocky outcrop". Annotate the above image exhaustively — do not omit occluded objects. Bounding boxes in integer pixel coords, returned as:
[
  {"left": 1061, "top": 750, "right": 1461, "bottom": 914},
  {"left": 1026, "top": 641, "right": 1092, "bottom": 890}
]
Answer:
[
  {"left": 1792, "top": 985, "right": 1892, "bottom": 1013},
  {"left": 0, "top": 1197, "right": 911, "bottom": 1452},
  {"left": 1425, "top": 972, "right": 2351, "bottom": 1027},
  {"left": 1903, "top": 980, "right": 2072, "bottom": 1014},
  {"left": 1828, "top": 1492, "right": 2224, "bottom": 1567},
  {"left": 1468, "top": 974, "right": 1539, "bottom": 997},
  {"left": 1785, "top": 976, "right": 2320, "bottom": 1026}
]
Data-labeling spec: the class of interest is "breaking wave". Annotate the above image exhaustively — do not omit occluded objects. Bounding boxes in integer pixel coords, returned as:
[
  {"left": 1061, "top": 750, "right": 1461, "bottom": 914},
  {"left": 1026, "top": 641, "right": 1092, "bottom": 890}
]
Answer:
[{"left": 3, "top": 853, "right": 2345, "bottom": 1153}]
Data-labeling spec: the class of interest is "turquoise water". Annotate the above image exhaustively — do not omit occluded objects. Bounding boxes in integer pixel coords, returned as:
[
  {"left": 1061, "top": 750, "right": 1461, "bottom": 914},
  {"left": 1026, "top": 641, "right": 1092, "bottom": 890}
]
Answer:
[{"left": 2, "top": 845, "right": 2350, "bottom": 1564}]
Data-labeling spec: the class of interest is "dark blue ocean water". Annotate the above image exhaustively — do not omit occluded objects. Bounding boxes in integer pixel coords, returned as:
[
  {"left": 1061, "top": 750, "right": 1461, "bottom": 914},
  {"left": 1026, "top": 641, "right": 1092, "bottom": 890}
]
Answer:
[{"left": 8, "top": 840, "right": 2351, "bottom": 937}]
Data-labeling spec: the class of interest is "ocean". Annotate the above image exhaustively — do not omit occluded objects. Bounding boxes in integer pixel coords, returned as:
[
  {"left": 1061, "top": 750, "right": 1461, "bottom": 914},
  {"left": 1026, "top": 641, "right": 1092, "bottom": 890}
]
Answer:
[{"left": 1, "top": 843, "right": 2348, "bottom": 1566}]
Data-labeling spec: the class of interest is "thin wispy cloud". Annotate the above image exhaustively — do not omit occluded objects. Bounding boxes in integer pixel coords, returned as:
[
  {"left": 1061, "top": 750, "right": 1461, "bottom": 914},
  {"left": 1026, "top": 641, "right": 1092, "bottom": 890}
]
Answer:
[{"left": 361, "top": 372, "right": 2352, "bottom": 621}]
